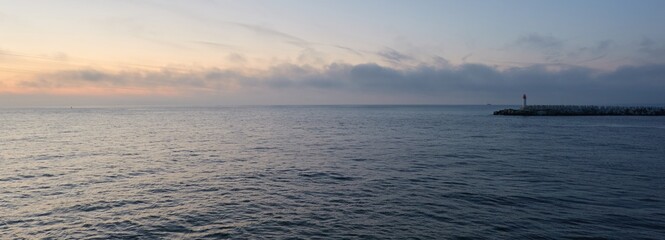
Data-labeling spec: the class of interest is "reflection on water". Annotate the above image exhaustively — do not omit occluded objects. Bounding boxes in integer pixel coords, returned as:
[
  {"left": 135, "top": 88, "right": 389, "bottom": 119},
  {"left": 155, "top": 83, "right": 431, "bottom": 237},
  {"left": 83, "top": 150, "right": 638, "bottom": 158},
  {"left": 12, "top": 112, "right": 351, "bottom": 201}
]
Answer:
[{"left": 1, "top": 106, "right": 664, "bottom": 238}]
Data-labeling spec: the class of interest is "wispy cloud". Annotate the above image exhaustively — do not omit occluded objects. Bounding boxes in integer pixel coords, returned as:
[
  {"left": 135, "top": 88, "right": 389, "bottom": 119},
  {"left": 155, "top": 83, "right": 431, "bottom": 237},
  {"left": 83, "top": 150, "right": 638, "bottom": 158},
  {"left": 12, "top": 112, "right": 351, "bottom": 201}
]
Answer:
[
  {"left": 231, "top": 22, "right": 310, "bottom": 47},
  {"left": 376, "top": 48, "right": 413, "bottom": 64},
  {"left": 297, "top": 48, "right": 326, "bottom": 65},
  {"left": 516, "top": 33, "right": 564, "bottom": 49},
  {"left": 638, "top": 37, "right": 665, "bottom": 60},
  {"left": 589, "top": 40, "right": 612, "bottom": 55},
  {"left": 462, "top": 53, "right": 473, "bottom": 63},
  {"left": 96, "top": 17, "right": 190, "bottom": 50},
  {"left": 226, "top": 53, "right": 247, "bottom": 63},
  {"left": 512, "top": 35, "right": 621, "bottom": 66},
  {"left": 569, "top": 40, "right": 613, "bottom": 64},
  {"left": 192, "top": 40, "right": 238, "bottom": 50},
  {"left": 125, "top": 1, "right": 313, "bottom": 50},
  {"left": 331, "top": 44, "right": 363, "bottom": 56},
  {"left": 513, "top": 33, "right": 565, "bottom": 62}
]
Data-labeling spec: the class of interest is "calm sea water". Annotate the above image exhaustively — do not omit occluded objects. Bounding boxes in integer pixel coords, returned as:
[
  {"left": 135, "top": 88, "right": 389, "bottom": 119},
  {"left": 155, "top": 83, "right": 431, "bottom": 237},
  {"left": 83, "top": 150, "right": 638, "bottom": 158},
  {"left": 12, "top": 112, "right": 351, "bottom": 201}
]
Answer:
[{"left": 1, "top": 105, "right": 664, "bottom": 239}]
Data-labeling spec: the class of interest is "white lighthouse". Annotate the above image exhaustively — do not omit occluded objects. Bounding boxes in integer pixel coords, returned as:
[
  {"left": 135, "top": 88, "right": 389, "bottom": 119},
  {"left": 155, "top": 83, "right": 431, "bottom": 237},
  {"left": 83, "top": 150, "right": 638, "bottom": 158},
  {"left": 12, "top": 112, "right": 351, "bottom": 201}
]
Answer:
[{"left": 522, "top": 94, "right": 527, "bottom": 109}]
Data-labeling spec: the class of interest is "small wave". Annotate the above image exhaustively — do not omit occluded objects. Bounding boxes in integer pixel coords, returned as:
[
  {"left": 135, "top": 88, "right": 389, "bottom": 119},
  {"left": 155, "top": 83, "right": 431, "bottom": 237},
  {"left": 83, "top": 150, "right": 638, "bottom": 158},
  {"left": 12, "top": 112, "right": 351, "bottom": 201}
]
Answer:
[
  {"left": 299, "top": 171, "right": 356, "bottom": 181},
  {"left": 0, "top": 177, "right": 20, "bottom": 182},
  {"left": 57, "top": 200, "right": 147, "bottom": 213},
  {"left": 33, "top": 154, "right": 65, "bottom": 161}
]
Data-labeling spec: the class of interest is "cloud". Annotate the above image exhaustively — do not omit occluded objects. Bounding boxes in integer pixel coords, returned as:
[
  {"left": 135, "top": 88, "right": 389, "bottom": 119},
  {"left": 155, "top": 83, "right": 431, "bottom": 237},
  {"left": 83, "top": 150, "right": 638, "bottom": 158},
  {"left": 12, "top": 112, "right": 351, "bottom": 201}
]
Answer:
[
  {"left": 159, "top": 1, "right": 310, "bottom": 46},
  {"left": 431, "top": 56, "right": 451, "bottom": 67},
  {"left": 573, "top": 40, "right": 612, "bottom": 56},
  {"left": 640, "top": 37, "right": 656, "bottom": 48},
  {"left": 639, "top": 37, "right": 665, "bottom": 59},
  {"left": 462, "top": 53, "right": 473, "bottom": 62},
  {"left": 331, "top": 44, "right": 363, "bottom": 56},
  {"left": 297, "top": 48, "right": 326, "bottom": 65},
  {"left": 193, "top": 40, "right": 237, "bottom": 50},
  {"left": 51, "top": 52, "right": 69, "bottom": 61},
  {"left": 16, "top": 61, "right": 665, "bottom": 105},
  {"left": 19, "top": 68, "right": 240, "bottom": 93},
  {"left": 118, "top": 1, "right": 312, "bottom": 49},
  {"left": 226, "top": 53, "right": 247, "bottom": 63},
  {"left": 376, "top": 48, "right": 414, "bottom": 64},
  {"left": 513, "top": 33, "right": 566, "bottom": 63},
  {"left": 516, "top": 33, "right": 564, "bottom": 49},
  {"left": 231, "top": 22, "right": 310, "bottom": 48},
  {"left": 568, "top": 40, "right": 613, "bottom": 64},
  {"left": 590, "top": 40, "right": 612, "bottom": 54},
  {"left": 513, "top": 35, "right": 618, "bottom": 66},
  {"left": 0, "top": 49, "right": 69, "bottom": 62},
  {"left": 96, "top": 17, "right": 190, "bottom": 50}
]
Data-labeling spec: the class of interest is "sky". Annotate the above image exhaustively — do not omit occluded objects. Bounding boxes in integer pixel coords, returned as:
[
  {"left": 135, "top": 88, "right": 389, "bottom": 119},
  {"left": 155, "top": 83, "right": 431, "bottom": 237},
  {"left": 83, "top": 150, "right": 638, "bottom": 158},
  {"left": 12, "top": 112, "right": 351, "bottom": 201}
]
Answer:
[{"left": 1, "top": 0, "right": 664, "bottom": 106}]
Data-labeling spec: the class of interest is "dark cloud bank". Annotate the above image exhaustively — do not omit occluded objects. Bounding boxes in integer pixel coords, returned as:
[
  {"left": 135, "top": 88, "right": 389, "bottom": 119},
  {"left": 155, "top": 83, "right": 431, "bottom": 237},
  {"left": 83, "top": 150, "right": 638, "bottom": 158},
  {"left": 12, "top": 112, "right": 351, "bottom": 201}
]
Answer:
[{"left": 17, "top": 62, "right": 665, "bottom": 105}]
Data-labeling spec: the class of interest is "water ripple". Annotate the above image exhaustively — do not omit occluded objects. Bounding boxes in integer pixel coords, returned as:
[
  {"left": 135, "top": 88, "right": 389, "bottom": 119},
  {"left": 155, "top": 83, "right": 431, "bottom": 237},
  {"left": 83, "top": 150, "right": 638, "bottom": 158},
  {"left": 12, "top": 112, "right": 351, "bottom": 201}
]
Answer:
[{"left": 1, "top": 106, "right": 664, "bottom": 239}]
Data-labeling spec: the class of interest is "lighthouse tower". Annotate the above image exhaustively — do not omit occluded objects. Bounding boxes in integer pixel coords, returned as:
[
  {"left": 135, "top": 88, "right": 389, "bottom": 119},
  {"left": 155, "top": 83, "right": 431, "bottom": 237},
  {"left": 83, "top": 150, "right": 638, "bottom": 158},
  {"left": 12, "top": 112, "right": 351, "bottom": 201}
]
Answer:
[{"left": 522, "top": 94, "right": 527, "bottom": 109}]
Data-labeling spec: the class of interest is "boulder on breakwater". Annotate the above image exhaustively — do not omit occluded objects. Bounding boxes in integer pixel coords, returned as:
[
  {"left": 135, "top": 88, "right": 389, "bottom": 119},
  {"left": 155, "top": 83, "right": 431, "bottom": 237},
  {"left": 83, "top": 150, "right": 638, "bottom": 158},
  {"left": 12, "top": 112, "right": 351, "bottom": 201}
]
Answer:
[{"left": 493, "top": 105, "right": 665, "bottom": 116}]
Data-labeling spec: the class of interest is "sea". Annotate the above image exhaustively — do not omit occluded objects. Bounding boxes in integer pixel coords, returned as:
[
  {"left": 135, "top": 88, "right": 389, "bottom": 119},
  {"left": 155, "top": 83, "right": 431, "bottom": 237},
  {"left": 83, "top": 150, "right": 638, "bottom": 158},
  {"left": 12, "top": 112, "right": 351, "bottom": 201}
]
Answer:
[{"left": 1, "top": 105, "right": 664, "bottom": 239}]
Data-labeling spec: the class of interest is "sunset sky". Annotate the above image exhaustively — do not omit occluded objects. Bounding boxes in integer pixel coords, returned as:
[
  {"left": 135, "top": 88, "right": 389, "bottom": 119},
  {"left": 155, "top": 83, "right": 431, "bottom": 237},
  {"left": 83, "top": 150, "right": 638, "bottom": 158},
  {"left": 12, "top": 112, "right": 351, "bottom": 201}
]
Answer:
[{"left": 1, "top": 0, "right": 664, "bottom": 106}]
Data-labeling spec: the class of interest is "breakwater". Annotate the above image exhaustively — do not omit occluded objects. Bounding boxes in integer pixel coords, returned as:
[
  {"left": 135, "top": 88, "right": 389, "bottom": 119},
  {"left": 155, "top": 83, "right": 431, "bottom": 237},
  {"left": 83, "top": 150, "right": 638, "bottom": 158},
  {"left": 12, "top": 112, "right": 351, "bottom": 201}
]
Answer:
[{"left": 494, "top": 105, "right": 665, "bottom": 116}]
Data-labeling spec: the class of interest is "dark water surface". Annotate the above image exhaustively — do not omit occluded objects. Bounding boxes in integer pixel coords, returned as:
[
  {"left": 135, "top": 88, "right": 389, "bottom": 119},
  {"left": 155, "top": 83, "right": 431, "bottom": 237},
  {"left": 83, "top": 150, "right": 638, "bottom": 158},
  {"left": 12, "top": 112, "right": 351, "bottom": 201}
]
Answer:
[{"left": 1, "top": 106, "right": 664, "bottom": 239}]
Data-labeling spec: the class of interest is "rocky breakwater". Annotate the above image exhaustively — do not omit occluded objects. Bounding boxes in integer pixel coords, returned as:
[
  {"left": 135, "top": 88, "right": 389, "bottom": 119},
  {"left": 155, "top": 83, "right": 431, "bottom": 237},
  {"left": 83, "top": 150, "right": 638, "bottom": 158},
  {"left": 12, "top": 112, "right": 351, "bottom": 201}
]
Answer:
[{"left": 494, "top": 105, "right": 665, "bottom": 116}]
